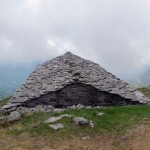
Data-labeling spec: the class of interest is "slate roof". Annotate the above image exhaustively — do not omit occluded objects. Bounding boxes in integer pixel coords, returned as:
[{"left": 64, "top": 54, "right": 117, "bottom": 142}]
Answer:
[{"left": 3, "top": 52, "right": 150, "bottom": 110}]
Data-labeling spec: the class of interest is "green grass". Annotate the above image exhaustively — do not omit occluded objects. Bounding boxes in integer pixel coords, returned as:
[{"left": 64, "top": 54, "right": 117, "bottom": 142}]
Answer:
[
  {"left": 7, "top": 105, "right": 150, "bottom": 139},
  {"left": 0, "top": 96, "right": 11, "bottom": 107}
]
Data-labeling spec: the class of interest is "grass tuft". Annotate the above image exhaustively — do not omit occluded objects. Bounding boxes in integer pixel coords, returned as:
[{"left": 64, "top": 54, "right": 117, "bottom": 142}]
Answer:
[
  {"left": 0, "top": 96, "right": 12, "bottom": 107},
  {"left": 0, "top": 117, "right": 10, "bottom": 128}
]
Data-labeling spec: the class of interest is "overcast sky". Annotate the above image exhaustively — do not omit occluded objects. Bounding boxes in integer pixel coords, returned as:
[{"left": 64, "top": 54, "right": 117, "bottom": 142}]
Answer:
[{"left": 1, "top": 0, "right": 150, "bottom": 80}]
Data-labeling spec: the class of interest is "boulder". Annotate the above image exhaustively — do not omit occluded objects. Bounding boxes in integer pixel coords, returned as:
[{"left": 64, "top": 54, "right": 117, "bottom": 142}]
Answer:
[
  {"left": 8, "top": 111, "right": 21, "bottom": 122},
  {"left": 81, "top": 135, "right": 90, "bottom": 140},
  {"left": 73, "top": 117, "right": 88, "bottom": 126}
]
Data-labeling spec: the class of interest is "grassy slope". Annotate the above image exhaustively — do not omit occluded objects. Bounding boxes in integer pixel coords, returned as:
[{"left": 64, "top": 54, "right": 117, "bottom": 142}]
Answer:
[{"left": 9, "top": 106, "right": 150, "bottom": 137}]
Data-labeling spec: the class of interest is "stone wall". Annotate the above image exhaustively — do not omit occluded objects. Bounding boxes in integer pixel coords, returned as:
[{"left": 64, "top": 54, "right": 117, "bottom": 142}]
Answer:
[{"left": 23, "top": 83, "right": 138, "bottom": 108}]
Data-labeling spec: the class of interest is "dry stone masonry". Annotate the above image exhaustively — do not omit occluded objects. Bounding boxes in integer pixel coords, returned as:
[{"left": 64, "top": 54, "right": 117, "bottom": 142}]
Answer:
[{"left": 2, "top": 52, "right": 150, "bottom": 113}]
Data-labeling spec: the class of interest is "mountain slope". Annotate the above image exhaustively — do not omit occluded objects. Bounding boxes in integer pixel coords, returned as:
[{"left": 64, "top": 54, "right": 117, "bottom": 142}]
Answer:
[
  {"left": 0, "top": 63, "right": 36, "bottom": 100},
  {"left": 139, "top": 70, "right": 150, "bottom": 88}
]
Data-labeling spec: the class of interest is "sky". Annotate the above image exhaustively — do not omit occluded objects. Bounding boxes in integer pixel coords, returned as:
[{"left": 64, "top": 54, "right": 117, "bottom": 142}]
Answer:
[{"left": 1, "top": 0, "right": 150, "bottom": 80}]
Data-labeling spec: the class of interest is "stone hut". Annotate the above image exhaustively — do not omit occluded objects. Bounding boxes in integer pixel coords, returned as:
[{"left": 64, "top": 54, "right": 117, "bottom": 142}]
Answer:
[{"left": 2, "top": 52, "right": 150, "bottom": 112}]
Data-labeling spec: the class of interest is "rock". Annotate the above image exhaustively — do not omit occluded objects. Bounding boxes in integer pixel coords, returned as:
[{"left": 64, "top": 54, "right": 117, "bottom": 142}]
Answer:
[
  {"left": 53, "top": 108, "right": 65, "bottom": 113},
  {"left": 49, "top": 123, "right": 64, "bottom": 130},
  {"left": 68, "top": 105, "right": 77, "bottom": 109},
  {"left": 97, "top": 112, "right": 105, "bottom": 117},
  {"left": 8, "top": 127, "right": 14, "bottom": 131},
  {"left": 44, "top": 114, "right": 71, "bottom": 124},
  {"left": 73, "top": 117, "right": 88, "bottom": 126},
  {"left": 77, "top": 104, "right": 85, "bottom": 109},
  {"left": 8, "top": 111, "right": 21, "bottom": 122},
  {"left": 45, "top": 116, "right": 62, "bottom": 124},
  {"left": 81, "top": 135, "right": 90, "bottom": 140},
  {"left": 30, "top": 108, "right": 36, "bottom": 112},
  {"left": 17, "top": 106, "right": 26, "bottom": 114},
  {"left": 47, "top": 105, "right": 54, "bottom": 109},
  {"left": 46, "top": 105, "right": 54, "bottom": 112},
  {"left": 89, "top": 120, "right": 94, "bottom": 128},
  {"left": 95, "top": 106, "right": 101, "bottom": 109},
  {"left": 85, "top": 106, "right": 92, "bottom": 109}
]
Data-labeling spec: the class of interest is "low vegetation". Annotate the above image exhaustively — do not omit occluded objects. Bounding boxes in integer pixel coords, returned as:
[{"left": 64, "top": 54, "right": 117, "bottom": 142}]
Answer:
[{"left": 0, "top": 96, "right": 11, "bottom": 107}]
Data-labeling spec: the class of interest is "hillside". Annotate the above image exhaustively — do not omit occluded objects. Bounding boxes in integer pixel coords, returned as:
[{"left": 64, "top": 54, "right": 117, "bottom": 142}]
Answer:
[
  {"left": 131, "top": 70, "right": 150, "bottom": 88},
  {"left": 139, "top": 70, "right": 150, "bottom": 88},
  {"left": 0, "top": 64, "right": 36, "bottom": 100}
]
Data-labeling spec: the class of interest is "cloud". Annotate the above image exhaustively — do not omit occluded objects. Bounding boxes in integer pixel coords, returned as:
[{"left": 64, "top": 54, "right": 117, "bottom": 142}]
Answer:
[{"left": 0, "top": 0, "right": 150, "bottom": 80}]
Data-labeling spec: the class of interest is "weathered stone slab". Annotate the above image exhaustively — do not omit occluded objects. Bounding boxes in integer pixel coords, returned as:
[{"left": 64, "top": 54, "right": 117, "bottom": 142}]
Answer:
[
  {"left": 44, "top": 114, "right": 71, "bottom": 124},
  {"left": 49, "top": 123, "right": 64, "bottom": 130},
  {"left": 73, "top": 117, "right": 88, "bottom": 126},
  {"left": 8, "top": 111, "right": 21, "bottom": 122},
  {"left": 97, "top": 112, "right": 105, "bottom": 117}
]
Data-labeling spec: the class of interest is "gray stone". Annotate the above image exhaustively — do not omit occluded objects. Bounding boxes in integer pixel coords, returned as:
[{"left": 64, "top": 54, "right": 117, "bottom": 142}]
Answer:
[
  {"left": 68, "top": 105, "right": 77, "bottom": 109},
  {"left": 77, "top": 104, "right": 85, "bottom": 109},
  {"left": 97, "top": 112, "right": 105, "bottom": 117},
  {"left": 17, "top": 107, "right": 36, "bottom": 114},
  {"left": 73, "top": 117, "right": 88, "bottom": 126},
  {"left": 89, "top": 120, "right": 94, "bottom": 128},
  {"left": 85, "top": 106, "right": 92, "bottom": 109},
  {"left": 8, "top": 111, "right": 21, "bottom": 122},
  {"left": 81, "top": 135, "right": 90, "bottom": 140},
  {"left": 53, "top": 108, "right": 65, "bottom": 113},
  {"left": 6, "top": 107, "right": 17, "bottom": 113},
  {"left": 2, "top": 102, "right": 20, "bottom": 110},
  {"left": 44, "top": 114, "right": 71, "bottom": 124},
  {"left": 17, "top": 106, "right": 26, "bottom": 114},
  {"left": 47, "top": 105, "right": 54, "bottom": 111},
  {"left": 49, "top": 123, "right": 64, "bottom": 130}
]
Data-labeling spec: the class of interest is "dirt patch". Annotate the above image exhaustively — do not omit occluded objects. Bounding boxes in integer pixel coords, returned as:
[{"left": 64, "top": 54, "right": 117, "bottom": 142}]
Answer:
[
  {"left": 1, "top": 122, "right": 150, "bottom": 150},
  {"left": 113, "top": 120, "right": 150, "bottom": 150},
  {"left": 0, "top": 130, "right": 114, "bottom": 150},
  {"left": 54, "top": 134, "right": 114, "bottom": 150}
]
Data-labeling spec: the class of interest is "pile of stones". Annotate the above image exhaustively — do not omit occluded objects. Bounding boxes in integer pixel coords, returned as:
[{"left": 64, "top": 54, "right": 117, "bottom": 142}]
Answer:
[
  {"left": 44, "top": 115, "right": 93, "bottom": 130},
  {"left": 2, "top": 52, "right": 150, "bottom": 114},
  {"left": 0, "top": 104, "right": 103, "bottom": 123}
]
